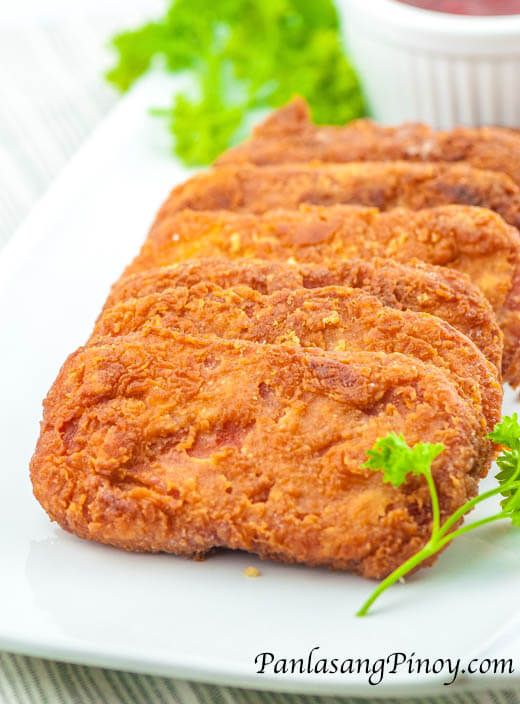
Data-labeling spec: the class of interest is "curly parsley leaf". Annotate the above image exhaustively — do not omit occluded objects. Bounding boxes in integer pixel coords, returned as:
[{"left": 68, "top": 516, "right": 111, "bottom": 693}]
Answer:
[
  {"left": 358, "top": 415, "right": 520, "bottom": 617},
  {"left": 488, "top": 413, "right": 520, "bottom": 450},
  {"left": 363, "top": 433, "right": 444, "bottom": 487},
  {"left": 106, "top": 0, "right": 366, "bottom": 165}
]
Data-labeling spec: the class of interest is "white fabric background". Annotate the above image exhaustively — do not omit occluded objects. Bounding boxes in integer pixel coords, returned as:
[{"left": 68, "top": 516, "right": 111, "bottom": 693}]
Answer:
[
  {"left": 0, "top": 0, "right": 163, "bottom": 246},
  {"left": 1, "top": 1, "right": 520, "bottom": 701}
]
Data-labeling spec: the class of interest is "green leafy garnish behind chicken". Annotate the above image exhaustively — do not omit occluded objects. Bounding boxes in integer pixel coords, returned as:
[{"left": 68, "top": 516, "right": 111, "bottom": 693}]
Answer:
[{"left": 106, "top": 0, "right": 366, "bottom": 165}]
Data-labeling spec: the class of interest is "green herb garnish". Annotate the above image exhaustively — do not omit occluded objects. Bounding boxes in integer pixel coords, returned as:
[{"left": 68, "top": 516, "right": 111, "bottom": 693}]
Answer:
[
  {"left": 106, "top": 0, "right": 366, "bottom": 165},
  {"left": 357, "top": 415, "right": 520, "bottom": 617}
]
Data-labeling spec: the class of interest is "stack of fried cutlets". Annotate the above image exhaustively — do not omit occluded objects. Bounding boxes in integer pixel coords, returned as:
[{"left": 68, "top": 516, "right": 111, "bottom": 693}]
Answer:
[{"left": 31, "top": 101, "right": 520, "bottom": 579}]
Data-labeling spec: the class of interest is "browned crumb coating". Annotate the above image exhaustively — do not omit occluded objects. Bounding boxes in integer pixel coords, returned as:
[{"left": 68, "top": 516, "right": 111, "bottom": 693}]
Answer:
[
  {"left": 217, "top": 97, "right": 520, "bottom": 190},
  {"left": 30, "top": 331, "right": 488, "bottom": 578},
  {"left": 122, "top": 204, "right": 506, "bottom": 375},
  {"left": 114, "top": 256, "right": 502, "bottom": 375},
  {"left": 31, "top": 102, "right": 514, "bottom": 577},
  {"left": 154, "top": 161, "right": 520, "bottom": 231},
  {"left": 94, "top": 278, "right": 501, "bottom": 447}
]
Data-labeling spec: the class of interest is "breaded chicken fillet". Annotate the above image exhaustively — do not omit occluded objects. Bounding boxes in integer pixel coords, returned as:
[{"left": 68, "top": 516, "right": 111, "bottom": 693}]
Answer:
[
  {"left": 30, "top": 330, "right": 490, "bottom": 578},
  {"left": 115, "top": 257, "right": 502, "bottom": 372},
  {"left": 153, "top": 162, "right": 520, "bottom": 229},
  {"left": 93, "top": 281, "right": 502, "bottom": 443},
  {"left": 142, "top": 204, "right": 519, "bottom": 322},
  {"left": 217, "top": 97, "right": 520, "bottom": 189},
  {"left": 131, "top": 204, "right": 519, "bottom": 380}
]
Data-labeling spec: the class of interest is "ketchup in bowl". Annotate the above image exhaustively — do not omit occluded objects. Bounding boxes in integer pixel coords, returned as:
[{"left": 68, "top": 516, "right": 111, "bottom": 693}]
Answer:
[{"left": 397, "top": 0, "right": 520, "bottom": 14}]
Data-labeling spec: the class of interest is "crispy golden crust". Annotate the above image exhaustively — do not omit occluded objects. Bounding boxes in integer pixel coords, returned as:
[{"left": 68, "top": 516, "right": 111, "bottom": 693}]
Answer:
[
  {"left": 154, "top": 162, "right": 520, "bottom": 230},
  {"left": 113, "top": 257, "right": 502, "bottom": 373},
  {"left": 94, "top": 280, "right": 501, "bottom": 443},
  {"left": 112, "top": 258, "right": 306, "bottom": 304},
  {"left": 31, "top": 99, "right": 511, "bottom": 577},
  {"left": 121, "top": 206, "right": 504, "bottom": 372},
  {"left": 305, "top": 258, "right": 503, "bottom": 375},
  {"left": 133, "top": 203, "right": 519, "bottom": 379},
  {"left": 144, "top": 204, "right": 519, "bottom": 318},
  {"left": 30, "top": 330, "right": 488, "bottom": 578},
  {"left": 217, "top": 97, "right": 520, "bottom": 188}
]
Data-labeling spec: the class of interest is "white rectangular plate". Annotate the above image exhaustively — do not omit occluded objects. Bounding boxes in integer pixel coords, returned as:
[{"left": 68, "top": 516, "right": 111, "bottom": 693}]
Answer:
[{"left": 1, "top": 74, "right": 520, "bottom": 699}]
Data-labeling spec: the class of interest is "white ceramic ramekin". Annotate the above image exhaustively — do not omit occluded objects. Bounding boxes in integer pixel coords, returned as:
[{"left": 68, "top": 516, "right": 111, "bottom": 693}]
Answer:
[{"left": 339, "top": 0, "right": 520, "bottom": 127}]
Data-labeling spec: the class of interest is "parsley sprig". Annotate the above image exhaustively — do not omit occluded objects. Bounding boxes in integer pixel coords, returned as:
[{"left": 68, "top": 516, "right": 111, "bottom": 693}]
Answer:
[
  {"left": 357, "top": 415, "right": 520, "bottom": 617},
  {"left": 106, "top": 0, "right": 366, "bottom": 165}
]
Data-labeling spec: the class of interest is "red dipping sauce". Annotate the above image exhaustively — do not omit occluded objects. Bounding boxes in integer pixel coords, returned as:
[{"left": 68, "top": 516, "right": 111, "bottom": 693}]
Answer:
[{"left": 397, "top": 0, "right": 520, "bottom": 14}]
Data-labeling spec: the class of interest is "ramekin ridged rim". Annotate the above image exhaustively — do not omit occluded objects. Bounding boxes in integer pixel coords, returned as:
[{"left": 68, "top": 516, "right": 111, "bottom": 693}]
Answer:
[{"left": 344, "top": 0, "right": 520, "bottom": 53}]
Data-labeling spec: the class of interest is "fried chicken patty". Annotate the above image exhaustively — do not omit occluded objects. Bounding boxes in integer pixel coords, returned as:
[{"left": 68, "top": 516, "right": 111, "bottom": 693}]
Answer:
[
  {"left": 153, "top": 161, "right": 520, "bottom": 230},
  {"left": 217, "top": 97, "right": 520, "bottom": 189},
  {"left": 30, "top": 330, "right": 489, "bottom": 578},
  {"left": 131, "top": 203, "right": 518, "bottom": 380},
  {"left": 122, "top": 206, "right": 504, "bottom": 374},
  {"left": 94, "top": 280, "right": 501, "bottom": 445},
  {"left": 145, "top": 204, "right": 519, "bottom": 319}
]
